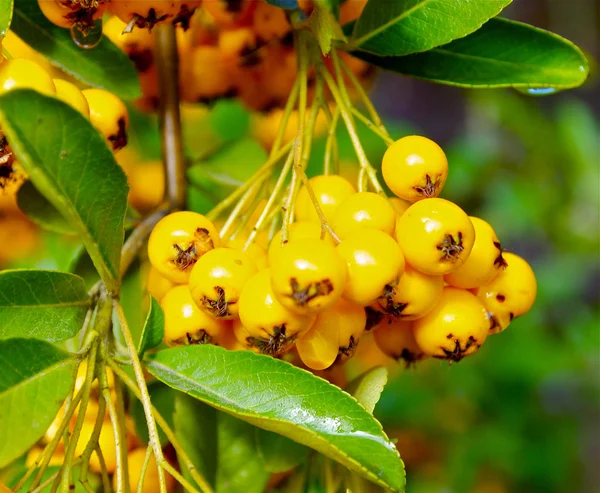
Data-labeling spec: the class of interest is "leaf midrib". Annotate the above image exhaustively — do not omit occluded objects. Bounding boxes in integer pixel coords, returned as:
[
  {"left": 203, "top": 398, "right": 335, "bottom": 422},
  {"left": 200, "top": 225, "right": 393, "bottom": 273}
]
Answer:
[
  {"left": 147, "top": 360, "right": 402, "bottom": 491},
  {"left": 0, "top": 357, "right": 73, "bottom": 397},
  {"left": 352, "top": 0, "right": 430, "bottom": 46}
]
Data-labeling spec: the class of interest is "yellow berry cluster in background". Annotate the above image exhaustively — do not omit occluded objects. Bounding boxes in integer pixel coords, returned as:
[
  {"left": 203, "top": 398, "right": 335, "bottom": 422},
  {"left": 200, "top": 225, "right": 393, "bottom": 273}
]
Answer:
[{"left": 146, "top": 135, "right": 537, "bottom": 371}]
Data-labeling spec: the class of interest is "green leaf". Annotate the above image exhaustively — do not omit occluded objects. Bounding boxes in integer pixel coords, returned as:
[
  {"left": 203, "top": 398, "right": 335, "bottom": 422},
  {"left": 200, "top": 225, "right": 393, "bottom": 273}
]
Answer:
[
  {"left": 138, "top": 296, "right": 165, "bottom": 357},
  {"left": 0, "top": 90, "right": 129, "bottom": 293},
  {"left": 0, "top": 0, "right": 13, "bottom": 36},
  {"left": 217, "top": 413, "right": 270, "bottom": 493},
  {"left": 174, "top": 393, "right": 218, "bottom": 490},
  {"left": 349, "top": 0, "right": 511, "bottom": 56},
  {"left": 351, "top": 17, "right": 589, "bottom": 89},
  {"left": 17, "top": 181, "right": 76, "bottom": 235},
  {"left": 0, "top": 339, "right": 76, "bottom": 467},
  {"left": 147, "top": 345, "right": 405, "bottom": 492},
  {"left": 346, "top": 367, "right": 388, "bottom": 414},
  {"left": 131, "top": 381, "right": 175, "bottom": 447},
  {"left": 11, "top": 0, "right": 140, "bottom": 100},
  {"left": 0, "top": 269, "right": 89, "bottom": 342},
  {"left": 209, "top": 100, "right": 250, "bottom": 143},
  {"left": 255, "top": 428, "right": 308, "bottom": 473}
]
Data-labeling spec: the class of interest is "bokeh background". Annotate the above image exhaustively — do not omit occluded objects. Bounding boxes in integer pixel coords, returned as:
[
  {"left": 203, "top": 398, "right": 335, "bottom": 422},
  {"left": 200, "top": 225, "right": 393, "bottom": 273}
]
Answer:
[{"left": 0, "top": 1, "right": 598, "bottom": 493}]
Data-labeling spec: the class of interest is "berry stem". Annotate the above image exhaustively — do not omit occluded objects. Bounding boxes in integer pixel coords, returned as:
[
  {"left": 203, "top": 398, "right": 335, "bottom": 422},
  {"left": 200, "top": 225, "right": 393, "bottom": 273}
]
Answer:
[
  {"left": 136, "top": 446, "right": 153, "bottom": 493},
  {"left": 320, "top": 58, "right": 384, "bottom": 195},
  {"left": 111, "top": 299, "right": 167, "bottom": 493},
  {"left": 78, "top": 382, "right": 107, "bottom": 491},
  {"left": 155, "top": 24, "right": 186, "bottom": 211},
  {"left": 270, "top": 77, "right": 300, "bottom": 157},
  {"left": 220, "top": 178, "right": 264, "bottom": 240},
  {"left": 350, "top": 107, "right": 394, "bottom": 146},
  {"left": 323, "top": 107, "right": 340, "bottom": 176},
  {"left": 244, "top": 147, "right": 295, "bottom": 250},
  {"left": 108, "top": 360, "right": 215, "bottom": 493}
]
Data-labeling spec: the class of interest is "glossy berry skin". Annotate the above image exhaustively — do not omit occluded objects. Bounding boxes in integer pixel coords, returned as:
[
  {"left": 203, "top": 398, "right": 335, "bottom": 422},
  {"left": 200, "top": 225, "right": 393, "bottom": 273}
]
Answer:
[
  {"left": 148, "top": 211, "right": 220, "bottom": 284},
  {"left": 295, "top": 175, "right": 356, "bottom": 223},
  {"left": 270, "top": 239, "right": 348, "bottom": 315},
  {"left": 373, "top": 319, "right": 427, "bottom": 365},
  {"left": 0, "top": 59, "right": 56, "bottom": 96},
  {"left": 296, "top": 298, "right": 366, "bottom": 370},
  {"left": 382, "top": 135, "right": 448, "bottom": 202},
  {"left": 202, "top": 0, "right": 256, "bottom": 27},
  {"left": 189, "top": 247, "right": 257, "bottom": 320},
  {"left": 331, "top": 192, "right": 396, "bottom": 240},
  {"left": 53, "top": 79, "right": 89, "bottom": 117},
  {"left": 413, "top": 287, "right": 489, "bottom": 362},
  {"left": 238, "top": 269, "right": 315, "bottom": 356},
  {"left": 252, "top": 1, "right": 291, "bottom": 42},
  {"left": 161, "top": 285, "right": 229, "bottom": 347},
  {"left": 268, "top": 221, "right": 333, "bottom": 265},
  {"left": 376, "top": 264, "right": 443, "bottom": 320},
  {"left": 445, "top": 216, "right": 507, "bottom": 289},
  {"left": 37, "top": 0, "right": 75, "bottom": 28},
  {"left": 389, "top": 197, "right": 411, "bottom": 217},
  {"left": 146, "top": 266, "right": 176, "bottom": 303},
  {"left": 478, "top": 252, "right": 537, "bottom": 334},
  {"left": 396, "top": 198, "right": 475, "bottom": 276},
  {"left": 336, "top": 229, "right": 405, "bottom": 306},
  {"left": 82, "top": 89, "right": 129, "bottom": 152},
  {"left": 226, "top": 237, "right": 269, "bottom": 270}
]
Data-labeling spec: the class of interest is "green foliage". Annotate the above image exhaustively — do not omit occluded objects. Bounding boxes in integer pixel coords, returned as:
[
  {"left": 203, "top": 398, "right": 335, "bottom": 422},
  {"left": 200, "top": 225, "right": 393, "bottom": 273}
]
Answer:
[
  {"left": 17, "top": 181, "right": 76, "bottom": 235},
  {"left": 147, "top": 345, "right": 405, "bottom": 491},
  {"left": 131, "top": 381, "right": 175, "bottom": 447},
  {"left": 311, "top": 0, "right": 345, "bottom": 55},
  {"left": 352, "top": 18, "right": 589, "bottom": 88},
  {"left": 138, "top": 296, "right": 165, "bottom": 357},
  {"left": 349, "top": 0, "right": 511, "bottom": 56},
  {"left": 0, "top": 90, "right": 129, "bottom": 293},
  {"left": 0, "top": 269, "right": 89, "bottom": 342},
  {"left": 0, "top": 0, "right": 13, "bottom": 36},
  {"left": 255, "top": 429, "right": 309, "bottom": 473},
  {"left": 0, "top": 339, "right": 76, "bottom": 467},
  {"left": 346, "top": 366, "right": 388, "bottom": 414},
  {"left": 10, "top": 0, "right": 140, "bottom": 99}
]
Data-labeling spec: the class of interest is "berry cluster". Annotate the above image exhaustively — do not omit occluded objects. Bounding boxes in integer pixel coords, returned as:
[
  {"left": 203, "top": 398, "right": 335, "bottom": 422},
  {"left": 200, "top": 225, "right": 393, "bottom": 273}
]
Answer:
[
  {"left": 146, "top": 135, "right": 537, "bottom": 371},
  {"left": 100, "top": 0, "right": 370, "bottom": 112}
]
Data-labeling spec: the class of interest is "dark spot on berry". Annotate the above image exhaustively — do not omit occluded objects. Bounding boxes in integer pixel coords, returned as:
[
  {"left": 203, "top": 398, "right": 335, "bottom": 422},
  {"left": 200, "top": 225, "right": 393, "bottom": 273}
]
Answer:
[
  {"left": 132, "top": 9, "right": 169, "bottom": 31},
  {"left": 127, "top": 46, "right": 154, "bottom": 73},
  {"left": 336, "top": 335, "right": 359, "bottom": 362},
  {"left": 446, "top": 333, "right": 453, "bottom": 339},
  {"left": 108, "top": 117, "right": 128, "bottom": 151},
  {"left": 437, "top": 232, "right": 464, "bottom": 262},
  {"left": 509, "top": 312, "right": 515, "bottom": 321},
  {"left": 248, "top": 324, "right": 296, "bottom": 356},
  {"left": 289, "top": 278, "right": 334, "bottom": 307},
  {"left": 398, "top": 348, "right": 423, "bottom": 368},
  {"left": 171, "top": 4, "right": 198, "bottom": 30},
  {"left": 364, "top": 306, "right": 384, "bottom": 331},
  {"left": 413, "top": 174, "right": 439, "bottom": 198},
  {"left": 493, "top": 241, "right": 508, "bottom": 269},
  {"left": 496, "top": 294, "right": 506, "bottom": 303},
  {"left": 234, "top": 259, "right": 242, "bottom": 265},
  {"left": 172, "top": 329, "right": 212, "bottom": 346},
  {"left": 171, "top": 228, "right": 215, "bottom": 272},
  {"left": 224, "top": 0, "right": 244, "bottom": 13},
  {"left": 201, "top": 286, "right": 231, "bottom": 318}
]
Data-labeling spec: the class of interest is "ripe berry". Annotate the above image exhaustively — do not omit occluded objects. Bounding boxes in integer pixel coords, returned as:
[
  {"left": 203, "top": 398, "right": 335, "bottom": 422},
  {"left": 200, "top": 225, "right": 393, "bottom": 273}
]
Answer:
[
  {"left": 413, "top": 287, "right": 489, "bottom": 362},
  {"left": 189, "top": 247, "right": 257, "bottom": 320},
  {"left": 146, "top": 266, "right": 175, "bottom": 303},
  {"left": 382, "top": 135, "right": 448, "bottom": 202},
  {"left": 270, "top": 238, "right": 348, "bottom": 315},
  {"left": 376, "top": 264, "right": 443, "bottom": 320},
  {"left": 202, "top": 0, "right": 256, "bottom": 27},
  {"left": 336, "top": 229, "right": 405, "bottom": 306},
  {"left": 445, "top": 216, "right": 507, "bottom": 289},
  {"left": 478, "top": 252, "right": 537, "bottom": 334},
  {"left": 0, "top": 59, "right": 56, "bottom": 96},
  {"left": 237, "top": 269, "right": 315, "bottom": 356},
  {"left": 373, "top": 319, "right": 427, "bottom": 366},
  {"left": 331, "top": 191, "right": 396, "bottom": 240},
  {"left": 148, "top": 211, "right": 220, "bottom": 284},
  {"left": 268, "top": 221, "right": 332, "bottom": 265},
  {"left": 82, "top": 89, "right": 129, "bottom": 151},
  {"left": 161, "top": 285, "right": 230, "bottom": 346},
  {"left": 295, "top": 175, "right": 356, "bottom": 223},
  {"left": 396, "top": 198, "right": 475, "bottom": 275},
  {"left": 111, "top": 0, "right": 201, "bottom": 30},
  {"left": 53, "top": 78, "right": 89, "bottom": 117}
]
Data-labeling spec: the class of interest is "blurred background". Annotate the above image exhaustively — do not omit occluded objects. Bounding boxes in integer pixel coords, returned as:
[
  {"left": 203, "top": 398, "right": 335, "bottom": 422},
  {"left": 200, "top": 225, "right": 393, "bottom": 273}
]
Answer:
[{"left": 0, "top": 1, "right": 598, "bottom": 493}]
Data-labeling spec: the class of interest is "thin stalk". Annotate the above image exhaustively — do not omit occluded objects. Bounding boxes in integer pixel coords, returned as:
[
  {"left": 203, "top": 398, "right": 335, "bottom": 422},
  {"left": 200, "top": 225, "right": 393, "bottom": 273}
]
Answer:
[
  {"left": 337, "top": 53, "right": 390, "bottom": 137},
  {"left": 136, "top": 446, "right": 153, "bottom": 493},
  {"left": 320, "top": 66, "right": 384, "bottom": 194},
  {"left": 161, "top": 461, "right": 202, "bottom": 493},
  {"left": 30, "top": 459, "right": 81, "bottom": 493},
  {"left": 351, "top": 107, "right": 394, "bottom": 146},
  {"left": 219, "top": 178, "right": 264, "bottom": 240},
  {"left": 98, "top": 359, "right": 130, "bottom": 493},
  {"left": 95, "top": 446, "right": 111, "bottom": 493},
  {"left": 78, "top": 390, "right": 107, "bottom": 493},
  {"left": 243, "top": 148, "right": 295, "bottom": 249},
  {"left": 155, "top": 24, "right": 186, "bottom": 210},
  {"left": 323, "top": 108, "right": 340, "bottom": 176},
  {"left": 206, "top": 141, "right": 294, "bottom": 221},
  {"left": 297, "top": 168, "right": 341, "bottom": 243},
  {"left": 113, "top": 373, "right": 131, "bottom": 492},
  {"left": 270, "top": 78, "right": 300, "bottom": 156},
  {"left": 120, "top": 206, "right": 169, "bottom": 279},
  {"left": 111, "top": 300, "right": 167, "bottom": 493},
  {"left": 108, "top": 360, "right": 214, "bottom": 493},
  {"left": 59, "top": 342, "right": 99, "bottom": 493}
]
